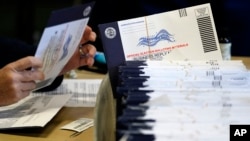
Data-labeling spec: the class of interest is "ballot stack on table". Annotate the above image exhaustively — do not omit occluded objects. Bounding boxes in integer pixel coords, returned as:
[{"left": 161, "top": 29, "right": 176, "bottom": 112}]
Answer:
[
  {"left": 96, "top": 3, "right": 250, "bottom": 141},
  {"left": 115, "top": 60, "right": 250, "bottom": 141}
]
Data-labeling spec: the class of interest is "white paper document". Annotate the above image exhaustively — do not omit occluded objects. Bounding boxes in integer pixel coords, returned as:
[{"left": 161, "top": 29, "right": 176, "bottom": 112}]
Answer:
[
  {"left": 37, "top": 79, "right": 102, "bottom": 107},
  {"left": 64, "top": 79, "right": 102, "bottom": 107},
  {"left": 61, "top": 118, "right": 94, "bottom": 132},
  {"left": 0, "top": 94, "right": 72, "bottom": 129},
  {"left": 0, "top": 78, "right": 102, "bottom": 129}
]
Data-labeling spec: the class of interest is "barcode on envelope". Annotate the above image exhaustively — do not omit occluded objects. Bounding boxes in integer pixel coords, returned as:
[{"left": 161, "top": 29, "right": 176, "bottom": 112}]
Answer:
[{"left": 197, "top": 16, "right": 218, "bottom": 53}]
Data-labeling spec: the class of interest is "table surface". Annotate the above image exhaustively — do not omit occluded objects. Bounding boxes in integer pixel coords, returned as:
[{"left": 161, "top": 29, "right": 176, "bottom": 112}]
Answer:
[
  {"left": 0, "top": 69, "right": 105, "bottom": 141},
  {"left": 232, "top": 56, "right": 250, "bottom": 69},
  {"left": 0, "top": 56, "right": 249, "bottom": 141}
]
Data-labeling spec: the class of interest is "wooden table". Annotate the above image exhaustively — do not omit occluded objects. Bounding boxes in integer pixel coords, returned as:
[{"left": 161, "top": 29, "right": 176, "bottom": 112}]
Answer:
[
  {"left": 0, "top": 70, "right": 105, "bottom": 141},
  {"left": 0, "top": 56, "right": 249, "bottom": 141},
  {"left": 232, "top": 56, "right": 250, "bottom": 69}
]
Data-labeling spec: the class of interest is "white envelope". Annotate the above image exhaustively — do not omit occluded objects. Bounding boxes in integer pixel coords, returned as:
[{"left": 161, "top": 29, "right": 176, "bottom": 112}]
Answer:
[
  {"left": 117, "top": 3, "right": 222, "bottom": 61},
  {"left": 33, "top": 3, "right": 94, "bottom": 90}
]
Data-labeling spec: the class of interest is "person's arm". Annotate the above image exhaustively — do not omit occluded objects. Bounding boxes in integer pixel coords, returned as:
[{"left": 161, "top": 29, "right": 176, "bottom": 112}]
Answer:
[{"left": 0, "top": 25, "right": 97, "bottom": 106}]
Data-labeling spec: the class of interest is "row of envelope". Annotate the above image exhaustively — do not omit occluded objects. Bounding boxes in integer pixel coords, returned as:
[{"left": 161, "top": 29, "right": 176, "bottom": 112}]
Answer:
[{"left": 116, "top": 60, "right": 250, "bottom": 141}]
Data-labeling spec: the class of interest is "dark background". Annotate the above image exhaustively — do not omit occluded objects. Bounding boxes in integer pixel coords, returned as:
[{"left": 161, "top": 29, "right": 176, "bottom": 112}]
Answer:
[
  {"left": 1, "top": 0, "right": 250, "bottom": 57},
  {"left": 0, "top": 0, "right": 75, "bottom": 46}
]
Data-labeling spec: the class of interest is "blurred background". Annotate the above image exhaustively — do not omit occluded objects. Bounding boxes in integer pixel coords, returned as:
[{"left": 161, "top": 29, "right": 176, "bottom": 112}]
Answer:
[{"left": 0, "top": 0, "right": 77, "bottom": 46}]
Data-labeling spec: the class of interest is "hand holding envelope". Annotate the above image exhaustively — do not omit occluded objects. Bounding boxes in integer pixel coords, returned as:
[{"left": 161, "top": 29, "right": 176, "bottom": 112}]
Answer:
[
  {"left": 34, "top": 3, "right": 95, "bottom": 90},
  {"left": 59, "top": 25, "right": 97, "bottom": 75}
]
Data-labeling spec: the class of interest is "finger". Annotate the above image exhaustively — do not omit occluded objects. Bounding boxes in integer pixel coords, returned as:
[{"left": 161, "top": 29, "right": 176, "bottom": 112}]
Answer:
[
  {"left": 20, "top": 91, "right": 31, "bottom": 99},
  {"left": 10, "top": 56, "right": 43, "bottom": 72},
  {"left": 80, "top": 26, "right": 97, "bottom": 44},
  {"left": 80, "top": 44, "right": 96, "bottom": 58},
  {"left": 78, "top": 44, "right": 96, "bottom": 67},
  {"left": 88, "top": 44, "right": 97, "bottom": 57},
  {"left": 86, "top": 57, "right": 95, "bottom": 67},
  {"left": 79, "top": 55, "right": 95, "bottom": 67},
  {"left": 18, "top": 70, "right": 45, "bottom": 82},
  {"left": 89, "top": 31, "right": 97, "bottom": 42},
  {"left": 20, "top": 81, "right": 37, "bottom": 91},
  {"left": 85, "top": 26, "right": 97, "bottom": 41}
]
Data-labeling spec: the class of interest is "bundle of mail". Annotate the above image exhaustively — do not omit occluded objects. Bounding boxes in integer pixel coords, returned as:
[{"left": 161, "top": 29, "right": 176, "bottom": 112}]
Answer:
[
  {"left": 98, "top": 3, "right": 250, "bottom": 141},
  {"left": 116, "top": 60, "right": 250, "bottom": 141}
]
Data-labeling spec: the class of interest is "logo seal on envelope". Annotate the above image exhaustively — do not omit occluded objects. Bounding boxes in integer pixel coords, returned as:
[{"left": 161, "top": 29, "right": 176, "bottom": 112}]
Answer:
[
  {"left": 105, "top": 27, "right": 117, "bottom": 39},
  {"left": 83, "top": 6, "right": 92, "bottom": 17},
  {"left": 137, "top": 29, "right": 175, "bottom": 47}
]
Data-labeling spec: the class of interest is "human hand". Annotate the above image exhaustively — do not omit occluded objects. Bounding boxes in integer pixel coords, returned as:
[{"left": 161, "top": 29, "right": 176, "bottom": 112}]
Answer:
[
  {"left": 60, "top": 25, "right": 97, "bottom": 75},
  {"left": 0, "top": 56, "right": 44, "bottom": 106}
]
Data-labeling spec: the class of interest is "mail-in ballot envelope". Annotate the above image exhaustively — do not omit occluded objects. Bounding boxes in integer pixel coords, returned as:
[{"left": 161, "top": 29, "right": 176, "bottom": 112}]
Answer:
[
  {"left": 34, "top": 2, "right": 95, "bottom": 90},
  {"left": 98, "top": 3, "right": 223, "bottom": 96},
  {"left": 99, "top": 3, "right": 222, "bottom": 61}
]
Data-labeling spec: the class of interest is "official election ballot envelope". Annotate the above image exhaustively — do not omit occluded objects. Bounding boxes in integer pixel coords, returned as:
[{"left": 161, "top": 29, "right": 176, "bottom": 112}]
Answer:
[
  {"left": 34, "top": 2, "right": 95, "bottom": 90},
  {"left": 98, "top": 3, "right": 222, "bottom": 95},
  {"left": 99, "top": 3, "right": 222, "bottom": 61}
]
